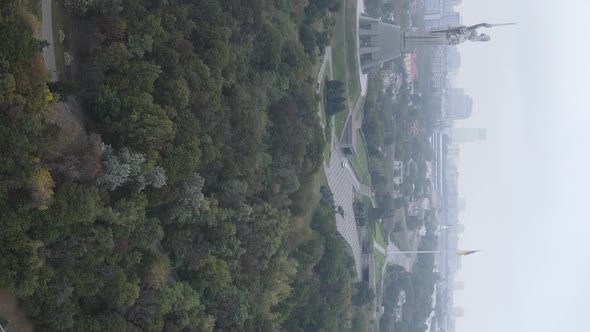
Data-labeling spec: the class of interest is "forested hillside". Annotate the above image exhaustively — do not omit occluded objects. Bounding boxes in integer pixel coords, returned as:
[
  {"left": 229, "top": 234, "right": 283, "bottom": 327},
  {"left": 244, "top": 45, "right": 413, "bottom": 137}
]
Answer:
[{"left": 0, "top": 0, "right": 369, "bottom": 331}]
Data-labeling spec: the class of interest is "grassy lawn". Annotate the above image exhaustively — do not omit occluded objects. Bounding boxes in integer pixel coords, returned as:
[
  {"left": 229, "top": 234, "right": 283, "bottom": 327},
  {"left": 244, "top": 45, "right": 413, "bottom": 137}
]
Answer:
[
  {"left": 355, "top": 95, "right": 366, "bottom": 121},
  {"left": 345, "top": 0, "right": 361, "bottom": 105},
  {"left": 331, "top": 6, "right": 348, "bottom": 140},
  {"left": 331, "top": 0, "right": 362, "bottom": 140},
  {"left": 331, "top": 7, "right": 346, "bottom": 83},
  {"left": 362, "top": 195, "right": 373, "bottom": 217},
  {"left": 334, "top": 111, "right": 348, "bottom": 140},
  {"left": 375, "top": 222, "right": 386, "bottom": 248},
  {"left": 350, "top": 131, "right": 371, "bottom": 186},
  {"left": 51, "top": 0, "right": 72, "bottom": 79},
  {"left": 324, "top": 136, "right": 332, "bottom": 165},
  {"left": 373, "top": 248, "right": 386, "bottom": 300}
]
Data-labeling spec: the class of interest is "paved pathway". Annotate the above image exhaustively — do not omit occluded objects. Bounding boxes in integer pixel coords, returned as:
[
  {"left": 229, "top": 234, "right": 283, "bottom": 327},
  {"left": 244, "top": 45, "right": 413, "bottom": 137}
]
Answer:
[
  {"left": 375, "top": 239, "right": 416, "bottom": 321},
  {"left": 41, "top": 0, "right": 58, "bottom": 82},
  {"left": 320, "top": 38, "right": 363, "bottom": 279},
  {"left": 320, "top": 0, "right": 373, "bottom": 280},
  {"left": 317, "top": 46, "right": 332, "bottom": 83},
  {"left": 386, "top": 242, "right": 414, "bottom": 271},
  {"left": 325, "top": 148, "right": 364, "bottom": 278},
  {"left": 374, "top": 240, "right": 386, "bottom": 254}
]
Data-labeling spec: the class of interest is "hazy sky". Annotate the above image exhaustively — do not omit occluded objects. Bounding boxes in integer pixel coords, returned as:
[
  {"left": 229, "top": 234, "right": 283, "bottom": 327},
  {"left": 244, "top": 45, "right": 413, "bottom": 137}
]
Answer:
[{"left": 453, "top": 0, "right": 590, "bottom": 331}]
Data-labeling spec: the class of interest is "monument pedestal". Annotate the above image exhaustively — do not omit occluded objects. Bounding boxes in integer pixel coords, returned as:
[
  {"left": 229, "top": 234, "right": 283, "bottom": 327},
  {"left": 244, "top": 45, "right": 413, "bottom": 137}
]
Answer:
[{"left": 359, "top": 15, "right": 403, "bottom": 73}]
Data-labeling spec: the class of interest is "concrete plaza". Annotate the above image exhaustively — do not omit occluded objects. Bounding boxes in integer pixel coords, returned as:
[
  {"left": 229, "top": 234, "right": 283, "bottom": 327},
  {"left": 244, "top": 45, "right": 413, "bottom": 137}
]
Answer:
[{"left": 325, "top": 146, "right": 364, "bottom": 278}]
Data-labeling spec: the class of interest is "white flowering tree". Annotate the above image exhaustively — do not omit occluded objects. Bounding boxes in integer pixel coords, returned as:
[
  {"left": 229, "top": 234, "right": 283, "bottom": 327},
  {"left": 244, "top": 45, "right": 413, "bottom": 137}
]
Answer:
[{"left": 96, "top": 144, "right": 167, "bottom": 192}]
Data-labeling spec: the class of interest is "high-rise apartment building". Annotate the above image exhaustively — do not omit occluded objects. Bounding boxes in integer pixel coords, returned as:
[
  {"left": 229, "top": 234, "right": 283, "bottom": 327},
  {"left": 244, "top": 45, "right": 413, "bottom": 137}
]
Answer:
[
  {"left": 446, "top": 88, "right": 473, "bottom": 120},
  {"left": 451, "top": 128, "right": 486, "bottom": 144}
]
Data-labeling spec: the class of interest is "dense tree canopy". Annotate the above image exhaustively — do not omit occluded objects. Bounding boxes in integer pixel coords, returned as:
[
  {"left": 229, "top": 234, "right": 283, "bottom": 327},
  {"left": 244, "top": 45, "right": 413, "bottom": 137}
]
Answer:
[{"left": 0, "top": 0, "right": 377, "bottom": 331}]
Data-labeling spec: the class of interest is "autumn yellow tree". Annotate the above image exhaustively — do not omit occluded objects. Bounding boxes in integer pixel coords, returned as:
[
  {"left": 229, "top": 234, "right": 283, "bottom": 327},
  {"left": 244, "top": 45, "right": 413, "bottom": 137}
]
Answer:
[{"left": 29, "top": 168, "right": 55, "bottom": 209}]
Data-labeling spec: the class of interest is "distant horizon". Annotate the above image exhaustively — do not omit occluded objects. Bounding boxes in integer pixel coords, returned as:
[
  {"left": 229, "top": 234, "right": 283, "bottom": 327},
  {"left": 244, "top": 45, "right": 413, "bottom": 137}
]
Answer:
[{"left": 454, "top": 0, "right": 590, "bottom": 331}]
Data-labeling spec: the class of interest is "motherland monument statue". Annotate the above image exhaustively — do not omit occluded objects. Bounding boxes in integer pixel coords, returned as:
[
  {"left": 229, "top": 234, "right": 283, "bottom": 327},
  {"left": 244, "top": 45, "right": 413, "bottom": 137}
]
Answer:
[
  {"left": 358, "top": 16, "right": 515, "bottom": 73},
  {"left": 403, "top": 23, "right": 515, "bottom": 48}
]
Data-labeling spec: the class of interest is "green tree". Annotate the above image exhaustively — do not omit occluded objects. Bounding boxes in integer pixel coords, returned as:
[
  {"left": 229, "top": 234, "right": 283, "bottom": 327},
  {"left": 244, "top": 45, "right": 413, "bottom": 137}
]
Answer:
[
  {"left": 159, "top": 282, "right": 213, "bottom": 331},
  {"left": 280, "top": 39, "right": 309, "bottom": 76},
  {"left": 351, "top": 311, "right": 368, "bottom": 332},
  {"left": 166, "top": 173, "right": 209, "bottom": 224},
  {"left": 143, "top": 252, "right": 171, "bottom": 289},
  {"left": 255, "top": 20, "right": 284, "bottom": 70},
  {"left": 126, "top": 61, "right": 161, "bottom": 94},
  {"left": 119, "top": 93, "right": 175, "bottom": 152},
  {"left": 299, "top": 24, "right": 317, "bottom": 55},
  {"left": 352, "top": 281, "right": 375, "bottom": 306},
  {"left": 104, "top": 267, "right": 140, "bottom": 310}
]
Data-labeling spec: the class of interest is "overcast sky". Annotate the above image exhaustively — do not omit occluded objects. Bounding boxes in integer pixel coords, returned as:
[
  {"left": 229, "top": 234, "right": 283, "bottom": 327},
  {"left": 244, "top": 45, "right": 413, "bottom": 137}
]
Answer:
[{"left": 453, "top": 0, "right": 590, "bottom": 331}]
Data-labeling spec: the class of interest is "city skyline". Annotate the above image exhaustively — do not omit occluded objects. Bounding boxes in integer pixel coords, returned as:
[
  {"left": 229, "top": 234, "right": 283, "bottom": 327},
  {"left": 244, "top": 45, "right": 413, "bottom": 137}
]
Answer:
[
  {"left": 420, "top": 1, "right": 590, "bottom": 332},
  {"left": 453, "top": 0, "right": 590, "bottom": 332}
]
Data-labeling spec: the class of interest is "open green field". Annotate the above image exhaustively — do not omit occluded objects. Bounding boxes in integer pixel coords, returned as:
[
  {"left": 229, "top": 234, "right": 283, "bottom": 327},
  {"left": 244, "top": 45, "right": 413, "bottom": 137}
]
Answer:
[
  {"left": 331, "top": 0, "right": 362, "bottom": 140},
  {"left": 355, "top": 95, "right": 366, "bottom": 121},
  {"left": 375, "top": 221, "right": 386, "bottom": 247},
  {"left": 323, "top": 136, "right": 332, "bottom": 165},
  {"left": 331, "top": 7, "right": 346, "bottom": 83},
  {"left": 373, "top": 248, "right": 386, "bottom": 298},
  {"left": 331, "top": 5, "right": 348, "bottom": 140},
  {"left": 334, "top": 111, "right": 348, "bottom": 141},
  {"left": 350, "top": 131, "right": 371, "bottom": 186}
]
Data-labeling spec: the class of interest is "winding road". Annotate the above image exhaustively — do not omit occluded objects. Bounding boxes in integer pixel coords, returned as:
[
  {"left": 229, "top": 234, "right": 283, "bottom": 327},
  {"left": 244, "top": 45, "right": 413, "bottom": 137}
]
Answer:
[{"left": 41, "top": 0, "right": 58, "bottom": 82}]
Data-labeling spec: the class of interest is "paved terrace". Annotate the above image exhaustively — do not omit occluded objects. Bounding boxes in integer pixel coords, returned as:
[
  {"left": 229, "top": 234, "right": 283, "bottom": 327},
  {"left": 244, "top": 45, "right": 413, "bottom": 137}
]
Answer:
[{"left": 325, "top": 147, "right": 364, "bottom": 278}]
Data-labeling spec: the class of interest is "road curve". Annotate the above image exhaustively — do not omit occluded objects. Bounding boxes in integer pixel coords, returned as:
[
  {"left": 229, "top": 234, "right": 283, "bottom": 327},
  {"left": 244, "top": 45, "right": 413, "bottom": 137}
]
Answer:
[{"left": 41, "top": 0, "right": 58, "bottom": 82}]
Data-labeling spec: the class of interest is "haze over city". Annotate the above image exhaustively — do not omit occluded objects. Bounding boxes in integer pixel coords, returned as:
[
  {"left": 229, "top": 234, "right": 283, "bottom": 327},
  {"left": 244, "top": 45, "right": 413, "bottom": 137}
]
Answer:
[
  {"left": 2, "top": 0, "right": 589, "bottom": 331},
  {"left": 456, "top": 1, "right": 590, "bottom": 331}
]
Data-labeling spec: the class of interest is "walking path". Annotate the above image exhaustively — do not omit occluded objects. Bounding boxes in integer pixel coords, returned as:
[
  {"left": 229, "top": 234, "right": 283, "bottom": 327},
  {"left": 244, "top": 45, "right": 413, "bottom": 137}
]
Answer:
[
  {"left": 374, "top": 240, "right": 386, "bottom": 255},
  {"left": 41, "top": 0, "right": 58, "bottom": 82},
  {"left": 325, "top": 148, "right": 364, "bottom": 277},
  {"left": 386, "top": 242, "right": 415, "bottom": 271},
  {"left": 317, "top": 46, "right": 333, "bottom": 84},
  {"left": 320, "top": 44, "right": 364, "bottom": 279},
  {"left": 321, "top": 0, "right": 374, "bottom": 279},
  {"left": 375, "top": 239, "right": 416, "bottom": 322},
  {"left": 40, "top": 2, "right": 86, "bottom": 128}
]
